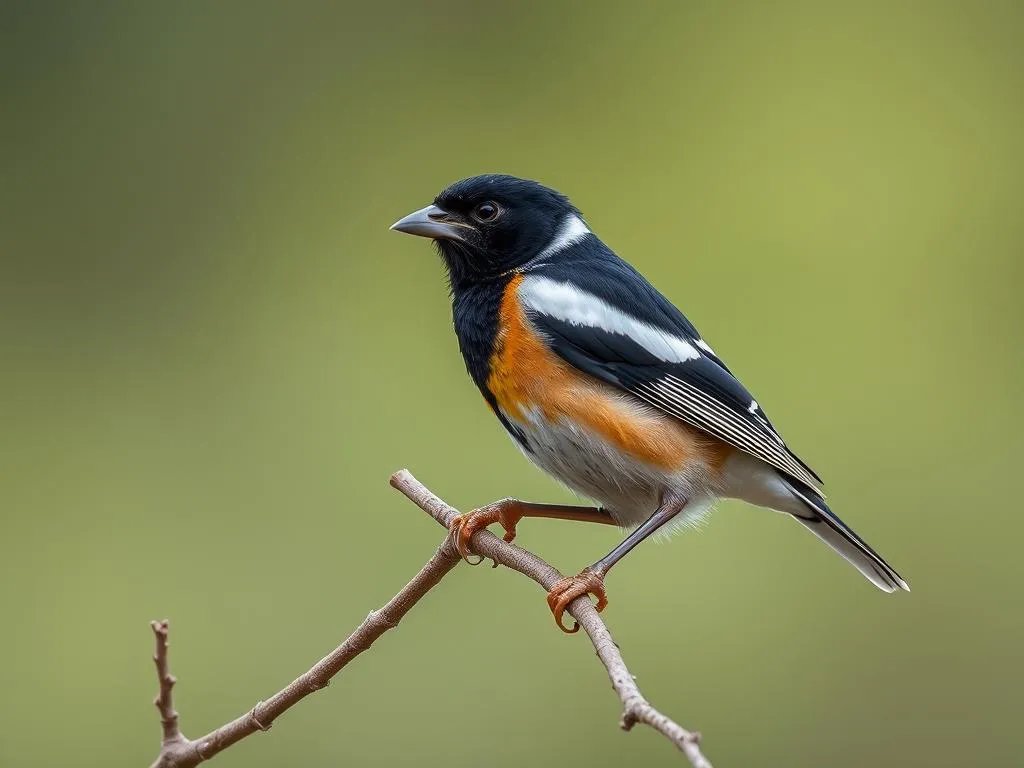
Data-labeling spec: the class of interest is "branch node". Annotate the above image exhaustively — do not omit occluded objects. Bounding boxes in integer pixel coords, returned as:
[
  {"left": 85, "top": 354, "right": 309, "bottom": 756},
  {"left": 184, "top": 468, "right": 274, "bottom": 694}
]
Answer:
[
  {"left": 196, "top": 737, "right": 214, "bottom": 761},
  {"left": 249, "top": 703, "right": 272, "bottom": 732},
  {"left": 368, "top": 608, "right": 400, "bottom": 631}
]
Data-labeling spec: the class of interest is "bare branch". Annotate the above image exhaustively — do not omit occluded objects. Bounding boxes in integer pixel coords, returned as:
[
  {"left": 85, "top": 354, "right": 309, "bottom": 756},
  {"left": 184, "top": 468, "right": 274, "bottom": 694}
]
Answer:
[
  {"left": 148, "top": 470, "right": 713, "bottom": 768},
  {"left": 149, "top": 540, "right": 460, "bottom": 767},
  {"left": 390, "top": 470, "right": 712, "bottom": 767},
  {"left": 150, "top": 620, "right": 184, "bottom": 749}
]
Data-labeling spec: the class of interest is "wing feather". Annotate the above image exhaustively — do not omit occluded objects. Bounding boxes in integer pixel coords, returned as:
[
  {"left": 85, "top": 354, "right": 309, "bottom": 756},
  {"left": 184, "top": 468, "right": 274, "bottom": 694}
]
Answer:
[{"left": 519, "top": 266, "right": 823, "bottom": 490}]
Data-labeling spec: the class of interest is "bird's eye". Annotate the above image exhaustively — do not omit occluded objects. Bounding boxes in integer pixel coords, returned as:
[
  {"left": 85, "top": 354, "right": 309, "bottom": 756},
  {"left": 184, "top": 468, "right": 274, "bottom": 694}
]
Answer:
[{"left": 472, "top": 201, "right": 500, "bottom": 222}]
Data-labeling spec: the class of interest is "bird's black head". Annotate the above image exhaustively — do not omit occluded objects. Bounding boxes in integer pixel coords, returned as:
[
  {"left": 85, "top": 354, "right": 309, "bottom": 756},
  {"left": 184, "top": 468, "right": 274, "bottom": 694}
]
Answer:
[{"left": 391, "top": 174, "right": 584, "bottom": 288}]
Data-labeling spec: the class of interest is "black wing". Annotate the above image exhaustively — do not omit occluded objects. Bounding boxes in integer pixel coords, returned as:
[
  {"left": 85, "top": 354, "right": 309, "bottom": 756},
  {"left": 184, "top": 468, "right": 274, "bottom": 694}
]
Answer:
[{"left": 520, "top": 252, "right": 823, "bottom": 489}]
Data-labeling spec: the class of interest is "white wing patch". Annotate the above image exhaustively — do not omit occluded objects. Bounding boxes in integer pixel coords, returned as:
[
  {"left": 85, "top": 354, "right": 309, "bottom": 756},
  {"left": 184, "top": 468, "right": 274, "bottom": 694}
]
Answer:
[
  {"left": 518, "top": 275, "right": 701, "bottom": 364},
  {"left": 695, "top": 339, "right": 716, "bottom": 356}
]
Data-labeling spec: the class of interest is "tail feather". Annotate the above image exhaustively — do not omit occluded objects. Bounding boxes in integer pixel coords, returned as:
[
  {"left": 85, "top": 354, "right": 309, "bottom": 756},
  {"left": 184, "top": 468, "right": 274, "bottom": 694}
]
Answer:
[{"left": 783, "top": 479, "right": 909, "bottom": 593}]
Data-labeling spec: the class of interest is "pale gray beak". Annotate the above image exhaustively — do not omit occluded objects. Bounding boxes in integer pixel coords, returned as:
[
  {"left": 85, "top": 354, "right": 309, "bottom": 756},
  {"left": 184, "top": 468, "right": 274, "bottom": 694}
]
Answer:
[{"left": 390, "top": 204, "right": 471, "bottom": 243}]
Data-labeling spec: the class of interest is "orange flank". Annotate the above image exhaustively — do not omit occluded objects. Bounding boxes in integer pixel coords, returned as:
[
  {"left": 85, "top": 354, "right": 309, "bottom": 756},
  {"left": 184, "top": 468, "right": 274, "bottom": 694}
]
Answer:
[{"left": 486, "top": 273, "right": 732, "bottom": 472}]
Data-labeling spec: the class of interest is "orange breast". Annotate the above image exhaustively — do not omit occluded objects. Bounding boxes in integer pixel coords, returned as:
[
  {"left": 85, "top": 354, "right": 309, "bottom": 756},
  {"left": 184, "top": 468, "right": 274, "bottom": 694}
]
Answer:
[{"left": 486, "top": 273, "right": 732, "bottom": 472}]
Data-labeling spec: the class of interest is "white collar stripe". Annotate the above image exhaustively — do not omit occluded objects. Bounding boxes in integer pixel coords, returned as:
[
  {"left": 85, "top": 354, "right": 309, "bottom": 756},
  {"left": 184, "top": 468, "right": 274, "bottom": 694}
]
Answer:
[
  {"left": 531, "top": 214, "right": 591, "bottom": 263},
  {"left": 518, "top": 276, "right": 700, "bottom": 364}
]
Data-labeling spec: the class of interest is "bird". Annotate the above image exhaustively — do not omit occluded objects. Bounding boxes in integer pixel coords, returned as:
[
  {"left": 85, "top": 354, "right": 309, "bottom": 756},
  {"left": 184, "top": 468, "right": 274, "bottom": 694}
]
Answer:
[{"left": 391, "top": 174, "right": 908, "bottom": 632}]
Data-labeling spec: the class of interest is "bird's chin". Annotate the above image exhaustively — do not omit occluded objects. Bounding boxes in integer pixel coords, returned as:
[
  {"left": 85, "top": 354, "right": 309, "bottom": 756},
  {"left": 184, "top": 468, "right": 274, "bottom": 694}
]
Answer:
[{"left": 434, "top": 240, "right": 480, "bottom": 286}]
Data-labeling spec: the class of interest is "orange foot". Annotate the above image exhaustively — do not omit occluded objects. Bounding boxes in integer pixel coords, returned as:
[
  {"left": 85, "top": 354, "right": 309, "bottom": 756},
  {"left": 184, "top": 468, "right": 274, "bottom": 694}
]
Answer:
[
  {"left": 546, "top": 568, "right": 608, "bottom": 634},
  {"left": 449, "top": 500, "right": 525, "bottom": 566}
]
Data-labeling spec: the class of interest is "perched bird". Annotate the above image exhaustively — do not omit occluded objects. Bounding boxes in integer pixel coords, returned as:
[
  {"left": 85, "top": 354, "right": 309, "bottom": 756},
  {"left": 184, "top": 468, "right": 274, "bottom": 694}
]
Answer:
[{"left": 391, "top": 174, "right": 908, "bottom": 632}]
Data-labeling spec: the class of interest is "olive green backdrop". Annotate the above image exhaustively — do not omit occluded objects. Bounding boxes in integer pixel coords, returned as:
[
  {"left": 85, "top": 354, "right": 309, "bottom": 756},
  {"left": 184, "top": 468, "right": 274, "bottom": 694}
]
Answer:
[{"left": 2, "top": 2, "right": 1022, "bottom": 766}]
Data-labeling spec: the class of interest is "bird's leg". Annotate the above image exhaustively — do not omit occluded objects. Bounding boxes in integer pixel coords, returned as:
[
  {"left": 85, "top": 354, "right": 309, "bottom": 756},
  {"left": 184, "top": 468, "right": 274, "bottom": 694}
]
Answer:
[
  {"left": 450, "top": 499, "right": 615, "bottom": 566},
  {"left": 547, "top": 497, "right": 687, "bottom": 633}
]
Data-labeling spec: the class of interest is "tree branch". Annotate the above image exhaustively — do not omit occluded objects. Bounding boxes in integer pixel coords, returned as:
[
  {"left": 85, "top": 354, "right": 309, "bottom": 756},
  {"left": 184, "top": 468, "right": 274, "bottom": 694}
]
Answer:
[
  {"left": 390, "top": 470, "right": 712, "bottom": 767},
  {"left": 147, "top": 470, "right": 712, "bottom": 768},
  {"left": 150, "top": 620, "right": 184, "bottom": 749}
]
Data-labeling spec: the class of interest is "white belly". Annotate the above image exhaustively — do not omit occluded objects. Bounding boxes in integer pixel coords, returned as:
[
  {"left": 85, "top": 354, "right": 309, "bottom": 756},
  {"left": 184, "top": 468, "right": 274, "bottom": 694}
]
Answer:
[{"left": 506, "top": 405, "right": 724, "bottom": 529}]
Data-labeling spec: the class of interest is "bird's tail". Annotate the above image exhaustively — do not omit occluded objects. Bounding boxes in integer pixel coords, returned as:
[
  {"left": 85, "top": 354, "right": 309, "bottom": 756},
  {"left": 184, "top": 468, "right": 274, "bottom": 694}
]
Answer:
[{"left": 782, "top": 479, "right": 909, "bottom": 593}]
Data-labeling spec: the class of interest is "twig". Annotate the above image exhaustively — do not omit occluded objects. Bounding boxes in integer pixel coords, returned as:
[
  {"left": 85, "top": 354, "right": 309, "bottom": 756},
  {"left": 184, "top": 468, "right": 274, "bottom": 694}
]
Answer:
[
  {"left": 147, "top": 470, "right": 712, "bottom": 768},
  {"left": 148, "top": 539, "right": 460, "bottom": 767},
  {"left": 391, "top": 470, "right": 712, "bottom": 767},
  {"left": 151, "top": 620, "right": 184, "bottom": 749}
]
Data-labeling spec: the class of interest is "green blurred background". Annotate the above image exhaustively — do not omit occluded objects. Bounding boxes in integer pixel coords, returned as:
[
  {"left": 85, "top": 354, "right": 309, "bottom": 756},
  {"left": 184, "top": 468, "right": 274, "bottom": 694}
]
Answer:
[{"left": 2, "top": 2, "right": 1022, "bottom": 766}]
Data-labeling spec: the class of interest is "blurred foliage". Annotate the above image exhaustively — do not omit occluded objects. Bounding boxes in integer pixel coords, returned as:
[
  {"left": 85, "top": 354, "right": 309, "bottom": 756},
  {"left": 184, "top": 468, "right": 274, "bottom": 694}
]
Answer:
[{"left": 1, "top": 2, "right": 1022, "bottom": 766}]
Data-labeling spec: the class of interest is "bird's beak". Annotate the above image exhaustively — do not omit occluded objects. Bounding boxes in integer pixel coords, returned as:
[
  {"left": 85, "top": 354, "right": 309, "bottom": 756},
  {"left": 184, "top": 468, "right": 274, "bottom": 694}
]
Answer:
[{"left": 390, "top": 204, "right": 471, "bottom": 243}]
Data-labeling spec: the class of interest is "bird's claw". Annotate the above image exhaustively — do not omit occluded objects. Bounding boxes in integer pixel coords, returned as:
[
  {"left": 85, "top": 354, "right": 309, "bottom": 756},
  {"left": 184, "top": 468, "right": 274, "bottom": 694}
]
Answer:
[
  {"left": 448, "top": 500, "right": 523, "bottom": 566},
  {"left": 546, "top": 568, "right": 608, "bottom": 633}
]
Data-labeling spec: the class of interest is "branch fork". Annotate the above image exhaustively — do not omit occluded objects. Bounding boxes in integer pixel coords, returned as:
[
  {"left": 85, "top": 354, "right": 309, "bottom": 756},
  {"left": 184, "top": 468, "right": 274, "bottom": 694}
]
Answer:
[{"left": 147, "top": 470, "right": 713, "bottom": 768}]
